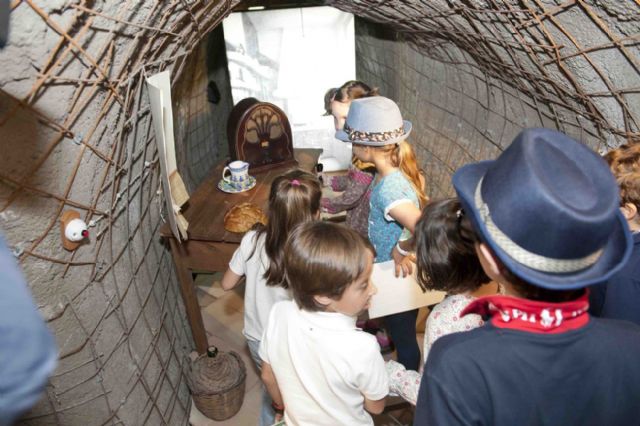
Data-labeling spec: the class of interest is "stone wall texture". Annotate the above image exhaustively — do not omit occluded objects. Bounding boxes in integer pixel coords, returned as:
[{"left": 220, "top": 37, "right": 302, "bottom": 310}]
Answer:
[
  {"left": 0, "top": 0, "right": 638, "bottom": 425},
  {"left": 0, "top": 1, "right": 240, "bottom": 425},
  {"left": 337, "top": 1, "right": 640, "bottom": 197}
]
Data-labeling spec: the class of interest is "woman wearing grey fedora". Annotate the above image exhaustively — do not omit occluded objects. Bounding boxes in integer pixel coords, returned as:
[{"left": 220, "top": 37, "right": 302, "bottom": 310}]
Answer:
[
  {"left": 336, "top": 96, "right": 428, "bottom": 371},
  {"left": 414, "top": 128, "right": 640, "bottom": 425}
]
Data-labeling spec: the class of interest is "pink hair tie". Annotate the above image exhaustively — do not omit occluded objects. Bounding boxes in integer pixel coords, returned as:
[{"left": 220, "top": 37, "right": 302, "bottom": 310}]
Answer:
[{"left": 291, "top": 179, "right": 301, "bottom": 186}]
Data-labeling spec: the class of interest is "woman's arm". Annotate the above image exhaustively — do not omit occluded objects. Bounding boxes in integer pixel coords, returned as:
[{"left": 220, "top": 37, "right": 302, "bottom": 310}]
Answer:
[{"left": 220, "top": 268, "right": 242, "bottom": 291}]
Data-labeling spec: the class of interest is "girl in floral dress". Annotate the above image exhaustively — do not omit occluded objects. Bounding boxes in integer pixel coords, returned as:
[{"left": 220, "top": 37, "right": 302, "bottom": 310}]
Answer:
[{"left": 386, "top": 198, "right": 501, "bottom": 404}]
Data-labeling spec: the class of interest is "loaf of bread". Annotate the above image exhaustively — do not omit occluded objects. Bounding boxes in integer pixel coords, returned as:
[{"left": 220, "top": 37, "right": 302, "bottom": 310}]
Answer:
[{"left": 224, "top": 202, "right": 267, "bottom": 233}]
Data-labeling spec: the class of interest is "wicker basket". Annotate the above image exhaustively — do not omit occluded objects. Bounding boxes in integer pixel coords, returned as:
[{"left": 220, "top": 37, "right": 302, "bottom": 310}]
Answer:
[{"left": 188, "top": 347, "right": 247, "bottom": 421}]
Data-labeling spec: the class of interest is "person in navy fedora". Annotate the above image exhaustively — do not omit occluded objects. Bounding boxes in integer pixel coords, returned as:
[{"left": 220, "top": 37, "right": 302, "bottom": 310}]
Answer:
[{"left": 414, "top": 128, "right": 640, "bottom": 426}]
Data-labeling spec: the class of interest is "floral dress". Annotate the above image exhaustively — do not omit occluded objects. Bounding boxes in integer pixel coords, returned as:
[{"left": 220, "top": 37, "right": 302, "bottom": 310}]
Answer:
[{"left": 386, "top": 294, "right": 484, "bottom": 405}]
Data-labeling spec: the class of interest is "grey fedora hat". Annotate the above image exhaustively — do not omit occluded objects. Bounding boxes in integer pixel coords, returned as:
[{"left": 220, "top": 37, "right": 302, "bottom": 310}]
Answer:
[{"left": 335, "top": 96, "right": 412, "bottom": 146}]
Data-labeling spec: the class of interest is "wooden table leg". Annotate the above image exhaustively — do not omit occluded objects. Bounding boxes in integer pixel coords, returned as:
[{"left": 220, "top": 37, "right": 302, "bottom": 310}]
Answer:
[{"left": 169, "top": 238, "right": 208, "bottom": 353}]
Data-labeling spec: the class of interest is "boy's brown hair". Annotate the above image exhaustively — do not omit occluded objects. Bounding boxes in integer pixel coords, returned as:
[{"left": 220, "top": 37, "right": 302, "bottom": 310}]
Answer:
[
  {"left": 284, "top": 221, "right": 375, "bottom": 312},
  {"left": 604, "top": 143, "right": 640, "bottom": 210}
]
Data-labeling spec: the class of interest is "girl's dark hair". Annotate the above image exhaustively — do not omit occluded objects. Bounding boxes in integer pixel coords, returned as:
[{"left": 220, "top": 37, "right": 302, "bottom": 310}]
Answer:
[
  {"left": 254, "top": 169, "right": 321, "bottom": 288},
  {"left": 415, "top": 198, "right": 489, "bottom": 294},
  {"left": 284, "top": 221, "right": 375, "bottom": 312}
]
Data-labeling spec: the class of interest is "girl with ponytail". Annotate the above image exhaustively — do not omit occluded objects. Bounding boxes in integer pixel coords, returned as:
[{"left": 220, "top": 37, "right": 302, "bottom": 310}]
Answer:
[{"left": 221, "top": 169, "right": 321, "bottom": 426}]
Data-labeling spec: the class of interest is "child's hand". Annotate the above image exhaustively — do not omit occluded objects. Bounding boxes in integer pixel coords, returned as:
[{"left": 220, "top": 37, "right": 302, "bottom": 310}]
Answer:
[{"left": 392, "top": 245, "right": 414, "bottom": 278}]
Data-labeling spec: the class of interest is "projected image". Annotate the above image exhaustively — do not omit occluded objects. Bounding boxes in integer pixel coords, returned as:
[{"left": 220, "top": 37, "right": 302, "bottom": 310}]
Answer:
[{"left": 223, "top": 7, "right": 356, "bottom": 169}]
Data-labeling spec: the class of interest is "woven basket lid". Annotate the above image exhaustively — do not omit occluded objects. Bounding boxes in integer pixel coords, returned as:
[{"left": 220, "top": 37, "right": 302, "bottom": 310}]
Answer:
[{"left": 190, "top": 347, "right": 245, "bottom": 395}]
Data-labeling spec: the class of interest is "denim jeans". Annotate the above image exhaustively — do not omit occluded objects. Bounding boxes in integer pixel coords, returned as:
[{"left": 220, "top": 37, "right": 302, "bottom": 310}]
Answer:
[
  {"left": 246, "top": 338, "right": 275, "bottom": 426},
  {"left": 384, "top": 309, "right": 421, "bottom": 370}
]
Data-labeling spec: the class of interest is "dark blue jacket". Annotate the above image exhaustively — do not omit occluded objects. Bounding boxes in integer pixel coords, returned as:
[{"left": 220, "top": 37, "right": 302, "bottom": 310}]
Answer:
[
  {"left": 589, "top": 232, "right": 640, "bottom": 325},
  {"left": 414, "top": 319, "right": 640, "bottom": 426}
]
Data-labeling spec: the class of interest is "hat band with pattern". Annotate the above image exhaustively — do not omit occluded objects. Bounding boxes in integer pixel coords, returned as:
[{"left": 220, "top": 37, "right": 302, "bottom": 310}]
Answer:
[
  {"left": 343, "top": 123, "right": 405, "bottom": 143},
  {"left": 474, "top": 178, "right": 604, "bottom": 273}
]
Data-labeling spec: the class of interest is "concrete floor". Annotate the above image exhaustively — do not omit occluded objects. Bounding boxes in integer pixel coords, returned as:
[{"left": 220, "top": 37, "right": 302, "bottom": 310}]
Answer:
[{"left": 188, "top": 273, "right": 418, "bottom": 426}]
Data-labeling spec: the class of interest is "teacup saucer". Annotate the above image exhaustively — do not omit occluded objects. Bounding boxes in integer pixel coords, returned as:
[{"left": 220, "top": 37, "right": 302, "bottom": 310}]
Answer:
[{"left": 217, "top": 176, "right": 257, "bottom": 193}]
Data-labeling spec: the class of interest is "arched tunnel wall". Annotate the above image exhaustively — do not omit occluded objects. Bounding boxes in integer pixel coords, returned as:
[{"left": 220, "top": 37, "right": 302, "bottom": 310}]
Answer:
[
  {"left": 0, "top": 1, "right": 638, "bottom": 425},
  {"left": 0, "top": 1, "right": 242, "bottom": 424},
  {"left": 346, "top": 3, "right": 639, "bottom": 197}
]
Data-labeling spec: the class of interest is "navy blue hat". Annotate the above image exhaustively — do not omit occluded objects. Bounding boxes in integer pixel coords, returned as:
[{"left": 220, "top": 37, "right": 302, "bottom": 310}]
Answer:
[{"left": 453, "top": 128, "right": 632, "bottom": 290}]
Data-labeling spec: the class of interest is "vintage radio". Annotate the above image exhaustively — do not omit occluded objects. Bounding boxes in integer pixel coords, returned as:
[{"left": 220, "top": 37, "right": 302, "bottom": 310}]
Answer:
[{"left": 226, "top": 98, "right": 297, "bottom": 172}]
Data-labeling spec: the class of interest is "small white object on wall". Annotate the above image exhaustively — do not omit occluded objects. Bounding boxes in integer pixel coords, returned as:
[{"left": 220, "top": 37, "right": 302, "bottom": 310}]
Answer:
[
  {"left": 65, "top": 218, "right": 89, "bottom": 242},
  {"left": 60, "top": 210, "right": 88, "bottom": 251}
]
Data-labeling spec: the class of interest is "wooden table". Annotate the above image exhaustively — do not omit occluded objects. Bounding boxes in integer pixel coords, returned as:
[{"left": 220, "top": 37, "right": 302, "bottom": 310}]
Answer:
[{"left": 160, "top": 162, "right": 297, "bottom": 353}]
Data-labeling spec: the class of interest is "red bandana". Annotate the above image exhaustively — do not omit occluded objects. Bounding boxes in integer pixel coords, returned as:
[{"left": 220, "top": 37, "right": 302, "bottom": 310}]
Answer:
[{"left": 461, "top": 291, "right": 589, "bottom": 334}]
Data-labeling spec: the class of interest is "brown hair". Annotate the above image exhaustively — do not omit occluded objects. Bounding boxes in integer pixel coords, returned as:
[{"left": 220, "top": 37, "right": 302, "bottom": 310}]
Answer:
[
  {"left": 329, "top": 80, "right": 379, "bottom": 171},
  {"left": 254, "top": 169, "right": 322, "bottom": 288},
  {"left": 375, "top": 141, "right": 428, "bottom": 208},
  {"left": 322, "top": 87, "right": 338, "bottom": 116},
  {"left": 334, "top": 80, "right": 379, "bottom": 104},
  {"left": 604, "top": 143, "right": 640, "bottom": 210},
  {"left": 415, "top": 199, "right": 488, "bottom": 294},
  {"left": 284, "top": 221, "right": 375, "bottom": 312}
]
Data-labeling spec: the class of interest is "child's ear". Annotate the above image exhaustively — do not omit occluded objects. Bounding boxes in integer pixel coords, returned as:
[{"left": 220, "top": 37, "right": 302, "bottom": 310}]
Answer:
[
  {"left": 313, "top": 295, "right": 333, "bottom": 307},
  {"left": 475, "top": 243, "right": 503, "bottom": 280},
  {"left": 620, "top": 203, "right": 638, "bottom": 221}
]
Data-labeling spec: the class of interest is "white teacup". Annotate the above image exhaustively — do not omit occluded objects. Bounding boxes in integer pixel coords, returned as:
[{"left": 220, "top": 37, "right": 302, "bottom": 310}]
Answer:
[{"left": 222, "top": 160, "right": 250, "bottom": 188}]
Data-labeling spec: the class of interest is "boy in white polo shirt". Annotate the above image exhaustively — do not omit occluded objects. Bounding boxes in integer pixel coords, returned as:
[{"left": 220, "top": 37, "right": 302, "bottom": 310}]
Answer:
[{"left": 259, "top": 221, "right": 388, "bottom": 426}]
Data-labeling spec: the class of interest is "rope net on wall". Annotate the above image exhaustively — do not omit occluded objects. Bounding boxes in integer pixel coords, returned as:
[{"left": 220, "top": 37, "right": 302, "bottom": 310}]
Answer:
[
  {"left": 0, "top": 1, "right": 238, "bottom": 424},
  {"left": 329, "top": 0, "right": 639, "bottom": 197},
  {"left": 0, "top": 0, "right": 638, "bottom": 424},
  {"left": 335, "top": 0, "right": 640, "bottom": 143}
]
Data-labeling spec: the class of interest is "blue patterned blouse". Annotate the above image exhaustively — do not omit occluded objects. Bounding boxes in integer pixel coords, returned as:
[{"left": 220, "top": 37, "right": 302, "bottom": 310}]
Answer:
[{"left": 368, "top": 170, "right": 419, "bottom": 263}]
